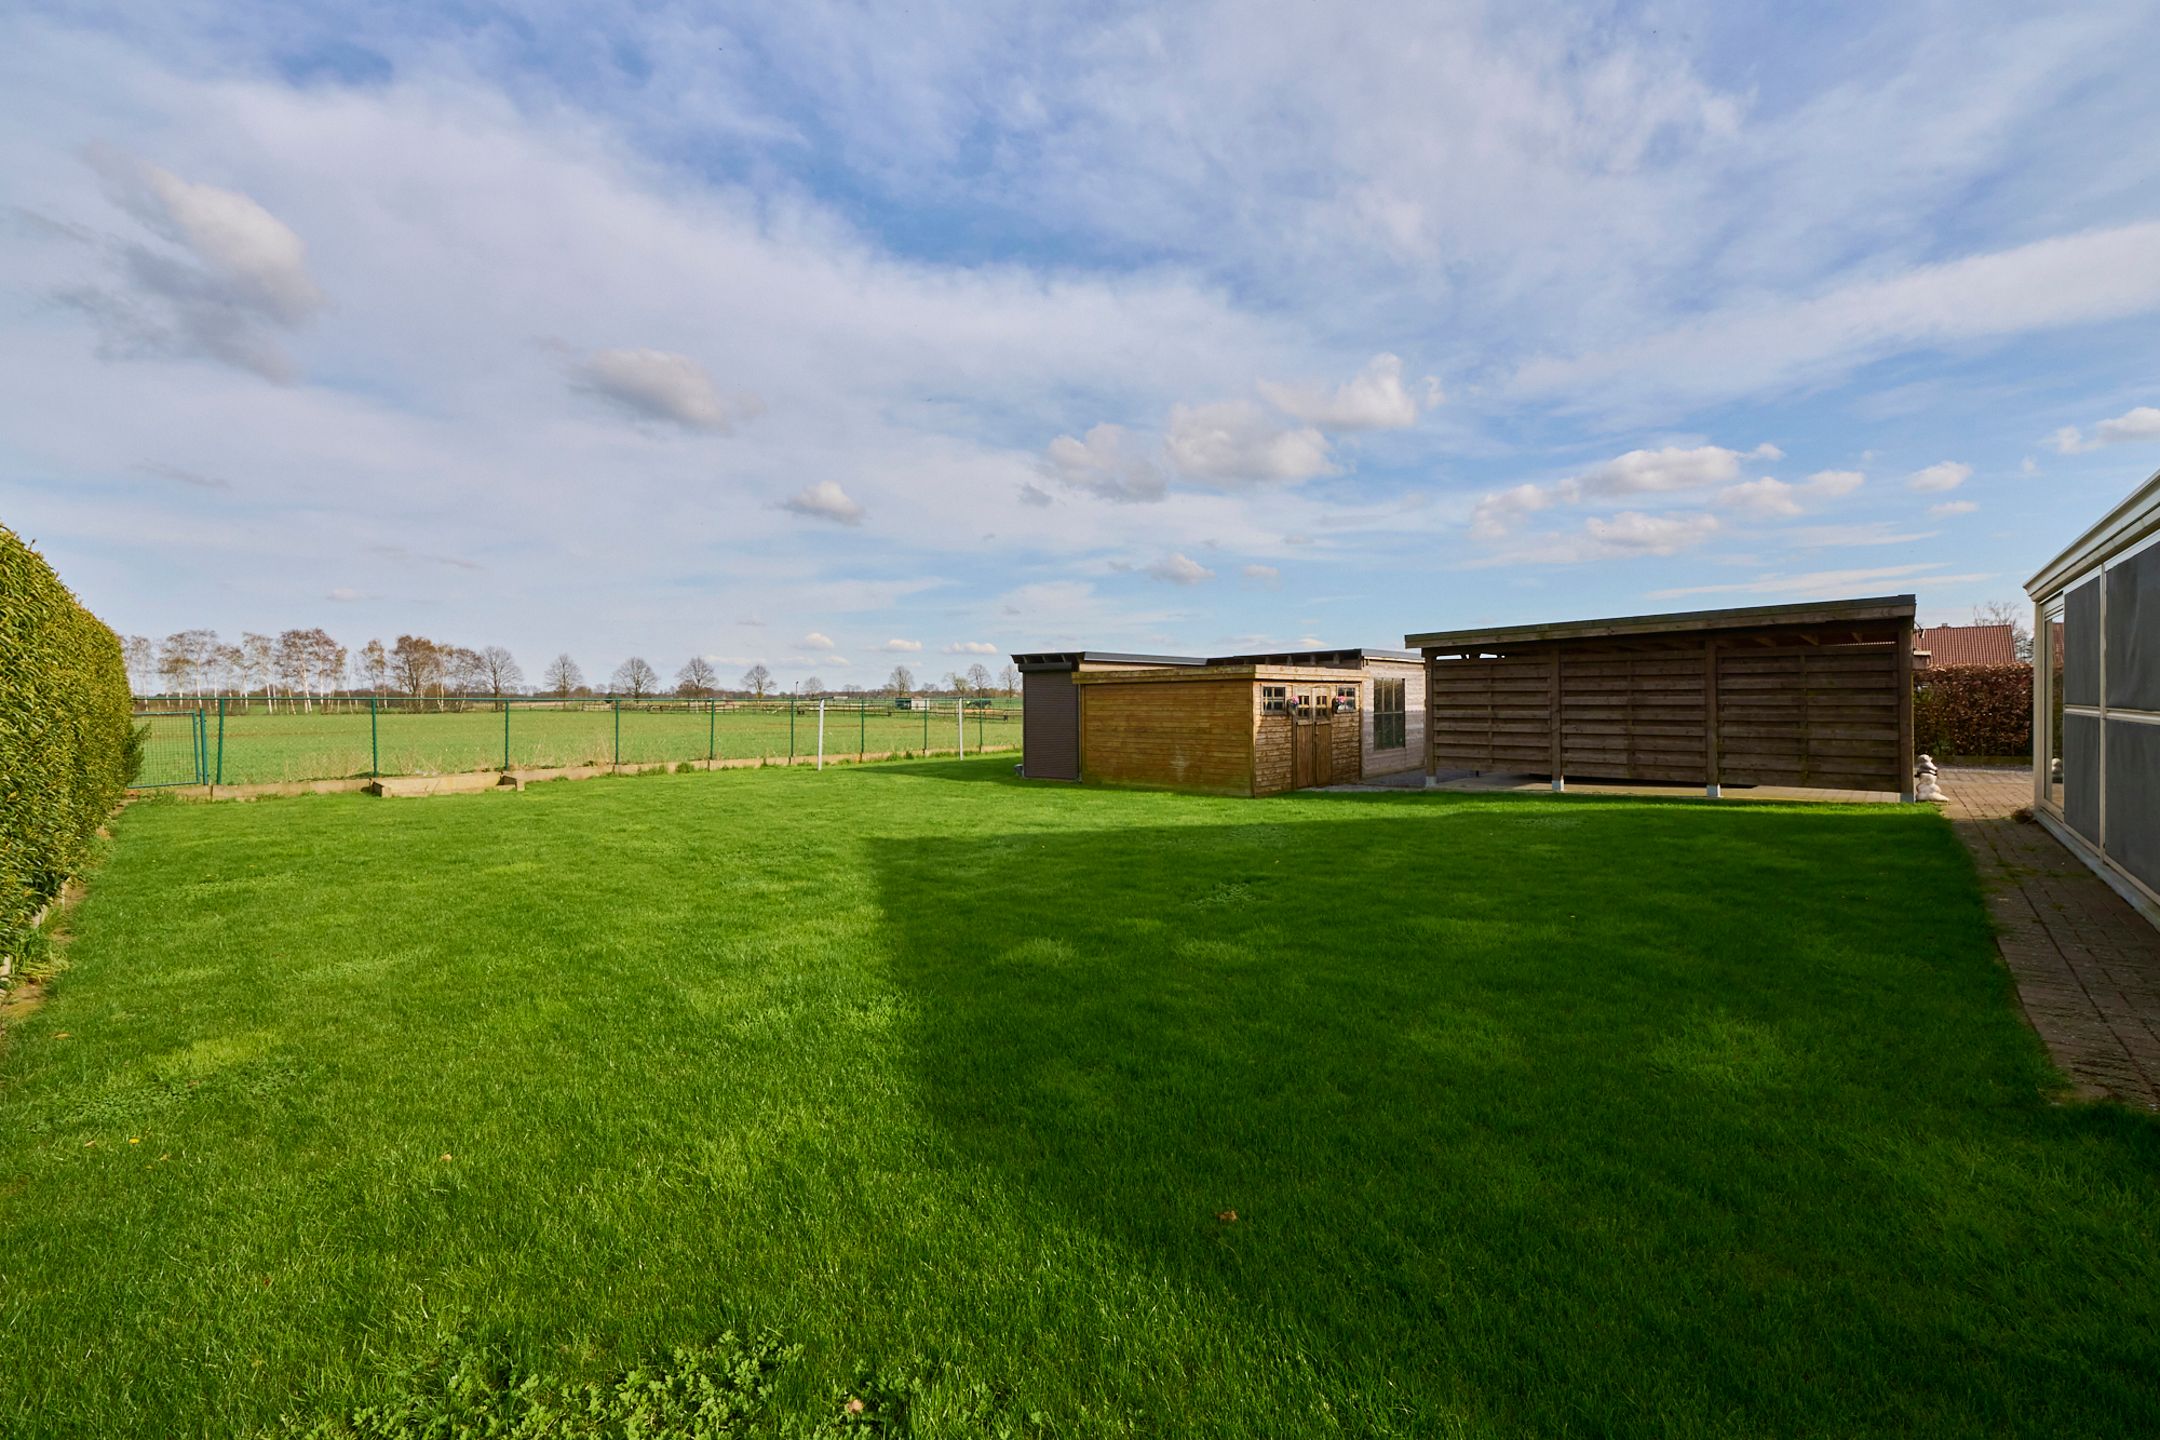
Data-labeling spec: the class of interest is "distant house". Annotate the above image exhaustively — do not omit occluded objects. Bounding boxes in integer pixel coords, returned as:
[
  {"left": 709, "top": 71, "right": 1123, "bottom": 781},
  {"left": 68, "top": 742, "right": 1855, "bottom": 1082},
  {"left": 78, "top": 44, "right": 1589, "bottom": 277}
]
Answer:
[{"left": 1913, "top": 623, "right": 2021, "bottom": 668}]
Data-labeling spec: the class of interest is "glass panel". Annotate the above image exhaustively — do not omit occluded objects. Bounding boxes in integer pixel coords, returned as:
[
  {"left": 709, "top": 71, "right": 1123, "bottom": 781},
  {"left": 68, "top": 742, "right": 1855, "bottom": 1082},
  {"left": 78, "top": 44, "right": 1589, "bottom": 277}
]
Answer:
[{"left": 2044, "top": 600, "right": 2065, "bottom": 811}]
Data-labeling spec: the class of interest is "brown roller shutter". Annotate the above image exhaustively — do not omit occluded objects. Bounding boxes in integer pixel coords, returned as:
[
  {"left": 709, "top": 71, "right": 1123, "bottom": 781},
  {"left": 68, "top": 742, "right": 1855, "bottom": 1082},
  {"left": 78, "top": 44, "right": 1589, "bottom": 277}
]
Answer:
[{"left": 1023, "top": 669, "right": 1079, "bottom": 779}]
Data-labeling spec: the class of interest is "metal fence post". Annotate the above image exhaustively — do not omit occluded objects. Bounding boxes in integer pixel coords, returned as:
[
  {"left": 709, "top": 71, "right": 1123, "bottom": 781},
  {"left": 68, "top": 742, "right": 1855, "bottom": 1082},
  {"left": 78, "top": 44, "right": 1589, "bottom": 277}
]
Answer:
[
  {"left": 613, "top": 696, "right": 621, "bottom": 769},
  {"left": 502, "top": 694, "right": 511, "bottom": 771},
  {"left": 817, "top": 699, "right": 826, "bottom": 771},
  {"left": 370, "top": 695, "right": 379, "bottom": 778},
  {"left": 215, "top": 696, "right": 225, "bottom": 787},
  {"left": 957, "top": 701, "right": 964, "bottom": 758},
  {"left": 859, "top": 700, "right": 865, "bottom": 761},
  {"left": 922, "top": 702, "right": 928, "bottom": 755},
  {"left": 789, "top": 695, "right": 796, "bottom": 762},
  {"left": 708, "top": 698, "right": 716, "bottom": 762}
]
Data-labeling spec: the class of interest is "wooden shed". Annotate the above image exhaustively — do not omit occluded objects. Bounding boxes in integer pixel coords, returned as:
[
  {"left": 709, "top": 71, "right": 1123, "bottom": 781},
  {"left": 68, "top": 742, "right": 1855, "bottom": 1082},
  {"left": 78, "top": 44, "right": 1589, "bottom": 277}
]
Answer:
[
  {"left": 1070, "top": 663, "right": 1365, "bottom": 795},
  {"left": 1406, "top": 596, "right": 1918, "bottom": 800},
  {"left": 1012, "top": 652, "right": 1204, "bottom": 780}
]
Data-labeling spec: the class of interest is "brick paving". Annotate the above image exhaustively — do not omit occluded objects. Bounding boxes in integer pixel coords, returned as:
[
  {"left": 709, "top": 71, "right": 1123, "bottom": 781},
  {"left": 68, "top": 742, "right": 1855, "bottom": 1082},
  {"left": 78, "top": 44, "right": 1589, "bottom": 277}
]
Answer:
[{"left": 1940, "top": 766, "right": 2160, "bottom": 1109}]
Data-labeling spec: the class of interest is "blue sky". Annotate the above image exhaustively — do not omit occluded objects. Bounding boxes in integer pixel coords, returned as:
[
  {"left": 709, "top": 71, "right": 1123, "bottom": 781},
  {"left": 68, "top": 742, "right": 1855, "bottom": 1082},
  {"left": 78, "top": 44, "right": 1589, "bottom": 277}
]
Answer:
[{"left": 4, "top": 1, "right": 2159, "bottom": 689}]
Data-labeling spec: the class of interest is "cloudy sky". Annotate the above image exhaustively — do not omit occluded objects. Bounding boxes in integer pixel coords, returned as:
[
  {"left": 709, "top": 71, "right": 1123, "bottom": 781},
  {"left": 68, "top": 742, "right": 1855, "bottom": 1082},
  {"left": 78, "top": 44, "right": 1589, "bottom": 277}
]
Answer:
[{"left": 5, "top": 2, "right": 2159, "bottom": 688}]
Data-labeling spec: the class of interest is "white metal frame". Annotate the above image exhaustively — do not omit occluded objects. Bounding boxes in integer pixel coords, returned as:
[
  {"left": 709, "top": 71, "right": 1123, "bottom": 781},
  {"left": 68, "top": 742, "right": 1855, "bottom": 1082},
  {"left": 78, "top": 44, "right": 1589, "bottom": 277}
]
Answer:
[{"left": 2026, "top": 467, "right": 2160, "bottom": 926}]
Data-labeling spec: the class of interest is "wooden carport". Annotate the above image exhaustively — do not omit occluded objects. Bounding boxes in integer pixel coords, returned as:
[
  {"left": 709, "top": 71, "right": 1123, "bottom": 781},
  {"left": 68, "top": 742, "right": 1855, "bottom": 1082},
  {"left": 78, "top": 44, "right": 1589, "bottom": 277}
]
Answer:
[{"left": 1406, "top": 595, "right": 1918, "bottom": 801}]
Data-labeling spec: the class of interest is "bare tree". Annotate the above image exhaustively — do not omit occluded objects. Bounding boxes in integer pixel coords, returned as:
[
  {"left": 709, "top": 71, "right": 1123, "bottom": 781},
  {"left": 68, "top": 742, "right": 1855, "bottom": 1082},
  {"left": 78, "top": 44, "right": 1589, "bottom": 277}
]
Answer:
[
  {"left": 941, "top": 670, "right": 964, "bottom": 695},
  {"left": 391, "top": 634, "right": 444, "bottom": 698},
  {"left": 676, "top": 656, "right": 718, "bottom": 697},
  {"left": 479, "top": 645, "right": 524, "bottom": 694},
  {"left": 886, "top": 664, "right": 915, "bottom": 695},
  {"left": 209, "top": 642, "right": 243, "bottom": 696},
  {"left": 1973, "top": 600, "right": 2035, "bottom": 663},
  {"left": 801, "top": 675, "right": 826, "bottom": 696},
  {"left": 612, "top": 656, "right": 660, "bottom": 698},
  {"left": 542, "top": 652, "right": 583, "bottom": 697},
  {"left": 121, "top": 635, "right": 156, "bottom": 695},
  {"left": 966, "top": 662, "right": 992, "bottom": 694},
  {"left": 443, "top": 646, "right": 487, "bottom": 697},
  {"left": 359, "top": 638, "right": 390, "bottom": 694},
  {"left": 740, "top": 663, "right": 773, "bottom": 698},
  {"left": 313, "top": 631, "right": 349, "bottom": 700},
  {"left": 998, "top": 662, "right": 1018, "bottom": 696},
  {"left": 159, "top": 629, "right": 217, "bottom": 696},
  {"left": 237, "top": 633, "right": 276, "bottom": 708}
]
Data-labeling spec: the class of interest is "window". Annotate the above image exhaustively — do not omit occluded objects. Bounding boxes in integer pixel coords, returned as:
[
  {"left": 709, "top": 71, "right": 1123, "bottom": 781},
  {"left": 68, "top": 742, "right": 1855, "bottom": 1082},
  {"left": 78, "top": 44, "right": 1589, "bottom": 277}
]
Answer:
[
  {"left": 1333, "top": 685, "right": 1359, "bottom": 714},
  {"left": 1374, "top": 676, "right": 1406, "bottom": 750},
  {"left": 1261, "top": 684, "right": 1288, "bottom": 715}
]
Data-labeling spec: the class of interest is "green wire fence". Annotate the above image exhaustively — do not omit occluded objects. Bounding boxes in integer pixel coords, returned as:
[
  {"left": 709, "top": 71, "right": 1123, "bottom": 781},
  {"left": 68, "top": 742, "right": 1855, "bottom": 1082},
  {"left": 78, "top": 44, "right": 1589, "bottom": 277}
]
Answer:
[{"left": 126, "top": 695, "right": 1022, "bottom": 789}]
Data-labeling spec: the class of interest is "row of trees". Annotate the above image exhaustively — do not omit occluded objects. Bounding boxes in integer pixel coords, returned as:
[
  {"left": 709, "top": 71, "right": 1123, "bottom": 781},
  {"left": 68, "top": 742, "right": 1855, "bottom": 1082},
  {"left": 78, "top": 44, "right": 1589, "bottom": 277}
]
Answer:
[{"left": 122, "top": 631, "right": 1020, "bottom": 701}]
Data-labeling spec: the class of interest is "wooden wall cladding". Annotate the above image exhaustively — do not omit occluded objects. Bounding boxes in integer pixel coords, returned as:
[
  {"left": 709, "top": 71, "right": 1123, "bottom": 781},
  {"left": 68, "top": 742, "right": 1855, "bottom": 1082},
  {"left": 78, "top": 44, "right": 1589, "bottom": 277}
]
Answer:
[
  {"left": 1080, "top": 678, "right": 1255, "bottom": 794},
  {"left": 1428, "top": 639, "right": 1907, "bottom": 791}
]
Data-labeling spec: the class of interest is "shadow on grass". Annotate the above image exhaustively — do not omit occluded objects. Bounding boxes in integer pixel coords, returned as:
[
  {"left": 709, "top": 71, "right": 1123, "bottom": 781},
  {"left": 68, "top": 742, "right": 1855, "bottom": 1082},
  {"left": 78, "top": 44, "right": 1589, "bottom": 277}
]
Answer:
[{"left": 869, "top": 801, "right": 2160, "bottom": 1435}]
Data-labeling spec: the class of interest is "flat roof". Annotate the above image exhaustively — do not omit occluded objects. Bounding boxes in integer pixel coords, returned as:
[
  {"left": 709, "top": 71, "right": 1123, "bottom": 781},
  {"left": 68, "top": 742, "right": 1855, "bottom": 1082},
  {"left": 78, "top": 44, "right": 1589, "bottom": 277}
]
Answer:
[
  {"left": 1406, "top": 594, "right": 1917, "bottom": 649},
  {"left": 1208, "top": 646, "right": 1419, "bottom": 666},
  {"left": 1011, "top": 651, "right": 1206, "bottom": 671}
]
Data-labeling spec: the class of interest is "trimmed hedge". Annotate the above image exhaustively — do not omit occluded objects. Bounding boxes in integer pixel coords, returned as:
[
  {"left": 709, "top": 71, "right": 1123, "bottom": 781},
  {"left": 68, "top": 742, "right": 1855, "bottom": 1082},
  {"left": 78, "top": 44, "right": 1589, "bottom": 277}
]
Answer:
[
  {"left": 2, "top": 523, "right": 134, "bottom": 958},
  {"left": 1913, "top": 663, "right": 2032, "bottom": 760}
]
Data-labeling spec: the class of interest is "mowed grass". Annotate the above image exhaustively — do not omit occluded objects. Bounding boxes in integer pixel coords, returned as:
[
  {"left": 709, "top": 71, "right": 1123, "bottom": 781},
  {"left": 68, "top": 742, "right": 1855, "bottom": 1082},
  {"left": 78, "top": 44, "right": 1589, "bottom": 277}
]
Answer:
[
  {"left": 132, "top": 703, "right": 1020, "bottom": 786},
  {"left": 3, "top": 760, "right": 2157, "bottom": 1437}
]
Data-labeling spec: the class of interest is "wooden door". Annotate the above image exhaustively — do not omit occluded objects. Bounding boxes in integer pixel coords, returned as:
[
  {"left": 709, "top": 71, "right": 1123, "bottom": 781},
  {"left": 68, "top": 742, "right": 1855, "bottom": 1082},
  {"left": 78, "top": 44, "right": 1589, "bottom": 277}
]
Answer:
[{"left": 1291, "top": 693, "right": 1333, "bottom": 788}]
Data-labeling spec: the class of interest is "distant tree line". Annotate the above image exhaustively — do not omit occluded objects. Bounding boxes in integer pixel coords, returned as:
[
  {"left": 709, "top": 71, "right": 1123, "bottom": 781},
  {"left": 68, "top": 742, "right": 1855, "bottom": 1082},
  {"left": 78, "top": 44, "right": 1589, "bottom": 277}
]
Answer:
[{"left": 120, "top": 632, "right": 1021, "bottom": 703}]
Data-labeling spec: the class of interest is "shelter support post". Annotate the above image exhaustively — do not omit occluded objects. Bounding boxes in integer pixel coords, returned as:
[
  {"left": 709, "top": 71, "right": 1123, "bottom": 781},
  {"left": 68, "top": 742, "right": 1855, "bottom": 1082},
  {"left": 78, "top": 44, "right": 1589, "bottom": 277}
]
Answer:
[
  {"left": 1549, "top": 647, "right": 1564, "bottom": 792},
  {"left": 1897, "top": 620, "right": 1916, "bottom": 803},
  {"left": 1704, "top": 639, "right": 1721, "bottom": 798}
]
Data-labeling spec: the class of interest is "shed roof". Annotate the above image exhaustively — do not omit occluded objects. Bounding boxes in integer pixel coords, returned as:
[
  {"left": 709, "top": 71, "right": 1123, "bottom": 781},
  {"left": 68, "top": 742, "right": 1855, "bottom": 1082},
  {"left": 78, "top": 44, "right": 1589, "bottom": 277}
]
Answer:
[
  {"left": 1208, "top": 646, "right": 1419, "bottom": 666},
  {"left": 1914, "top": 623, "right": 2020, "bottom": 667},
  {"left": 1011, "top": 651, "right": 1205, "bottom": 672},
  {"left": 1406, "top": 594, "right": 1916, "bottom": 650}
]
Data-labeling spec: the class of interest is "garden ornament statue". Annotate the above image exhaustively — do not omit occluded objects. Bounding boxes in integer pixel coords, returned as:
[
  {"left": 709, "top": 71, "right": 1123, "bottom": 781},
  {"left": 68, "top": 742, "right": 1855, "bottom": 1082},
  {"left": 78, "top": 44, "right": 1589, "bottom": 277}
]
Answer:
[{"left": 1913, "top": 753, "right": 1944, "bottom": 803}]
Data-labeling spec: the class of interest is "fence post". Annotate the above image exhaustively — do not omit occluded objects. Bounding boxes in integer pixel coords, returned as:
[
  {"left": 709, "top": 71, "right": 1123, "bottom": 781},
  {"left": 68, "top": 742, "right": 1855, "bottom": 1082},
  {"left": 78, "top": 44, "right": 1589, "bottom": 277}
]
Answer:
[
  {"left": 708, "top": 698, "right": 716, "bottom": 763},
  {"left": 370, "top": 695, "right": 379, "bottom": 778},
  {"left": 922, "top": 702, "right": 928, "bottom": 755},
  {"left": 613, "top": 696, "right": 621, "bottom": 770},
  {"left": 194, "top": 707, "right": 206, "bottom": 785},
  {"left": 215, "top": 696, "right": 225, "bottom": 787},
  {"left": 817, "top": 699, "right": 826, "bottom": 771},
  {"left": 502, "top": 694, "right": 511, "bottom": 771},
  {"left": 957, "top": 701, "right": 964, "bottom": 758},
  {"left": 859, "top": 700, "right": 865, "bottom": 761},
  {"left": 789, "top": 695, "right": 796, "bottom": 763}
]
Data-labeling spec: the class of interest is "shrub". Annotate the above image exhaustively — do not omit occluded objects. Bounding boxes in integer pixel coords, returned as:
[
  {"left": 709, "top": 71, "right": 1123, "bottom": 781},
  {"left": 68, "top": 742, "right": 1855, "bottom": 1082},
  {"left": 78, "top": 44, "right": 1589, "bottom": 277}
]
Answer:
[
  {"left": 1, "top": 524, "right": 133, "bottom": 958},
  {"left": 1913, "top": 663, "right": 2031, "bottom": 760}
]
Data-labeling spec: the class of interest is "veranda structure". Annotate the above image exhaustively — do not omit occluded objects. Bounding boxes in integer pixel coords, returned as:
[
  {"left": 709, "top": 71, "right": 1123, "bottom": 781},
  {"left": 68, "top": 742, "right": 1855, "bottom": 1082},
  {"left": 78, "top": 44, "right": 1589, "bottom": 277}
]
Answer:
[
  {"left": 1406, "top": 596, "right": 1918, "bottom": 800},
  {"left": 2027, "top": 466, "right": 2160, "bottom": 926}
]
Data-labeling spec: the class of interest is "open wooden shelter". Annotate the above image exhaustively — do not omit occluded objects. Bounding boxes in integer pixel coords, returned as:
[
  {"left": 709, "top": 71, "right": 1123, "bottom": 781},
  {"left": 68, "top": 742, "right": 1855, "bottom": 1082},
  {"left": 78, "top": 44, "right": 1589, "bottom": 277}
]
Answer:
[{"left": 1406, "top": 595, "right": 1919, "bottom": 799}]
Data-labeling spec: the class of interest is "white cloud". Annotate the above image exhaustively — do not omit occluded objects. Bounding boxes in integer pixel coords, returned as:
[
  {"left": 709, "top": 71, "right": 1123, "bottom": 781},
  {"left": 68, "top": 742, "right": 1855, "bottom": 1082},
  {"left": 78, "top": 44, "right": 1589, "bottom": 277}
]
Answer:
[
  {"left": 1258, "top": 353, "right": 1421, "bottom": 430},
  {"left": 77, "top": 146, "right": 324, "bottom": 381},
  {"left": 326, "top": 586, "right": 367, "bottom": 601},
  {"left": 1515, "top": 221, "right": 2160, "bottom": 411},
  {"left": 1478, "top": 510, "right": 1720, "bottom": 566},
  {"left": 1716, "top": 468, "right": 1864, "bottom": 518},
  {"left": 878, "top": 638, "right": 922, "bottom": 652},
  {"left": 1651, "top": 563, "right": 1995, "bottom": 601},
  {"left": 1040, "top": 422, "right": 1166, "bottom": 502},
  {"left": 572, "top": 348, "right": 762, "bottom": 432},
  {"left": 1929, "top": 500, "right": 1978, "bottom": 516},
  {"left": 945, "top": 640, "right": 998, "bottom": 654},
  {"left": 799, "top": 631, "right": 836, "bottom": 650},
  {"left": 1907, "top": 460, "right": 1971, "bottom": 493},
  {"left": 1145, "top": 552, "right": 1215, "bottom": 585},
  {"left": 780, "top": 480, "right": 865, "bottom": 525},
  {"left": 2050, "top": 404, "right": 2160, "bottom": 454},
  {"left": 1472, "top": 443, "right": 1785, "bottom": 541},
  {"left": 1241, "top": 563, "right": 1280, "bottom": 586},
  {"left": 1165, "top": 401, "right": 1335, "bottom": 485}
]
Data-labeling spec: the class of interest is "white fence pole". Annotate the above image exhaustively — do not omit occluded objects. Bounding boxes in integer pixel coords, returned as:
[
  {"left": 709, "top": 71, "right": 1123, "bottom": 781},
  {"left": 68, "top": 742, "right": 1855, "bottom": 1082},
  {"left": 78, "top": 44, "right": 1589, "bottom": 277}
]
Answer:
[
  {"left": 956, "top": 701, "right": 964, "bottom": 757},
  {"left": 817, "top": 699, "right": 826, "bottom": 770}
]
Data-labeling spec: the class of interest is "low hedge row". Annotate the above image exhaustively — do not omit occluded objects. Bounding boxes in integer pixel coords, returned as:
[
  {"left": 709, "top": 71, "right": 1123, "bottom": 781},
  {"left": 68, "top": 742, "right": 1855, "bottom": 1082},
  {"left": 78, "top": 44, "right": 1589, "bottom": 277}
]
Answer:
[
  {"left": 1913, "top": 663, "right": 2032, "bottom": 760},
  {"left": 2, "top": 523, "right": 135, "bottom": 958}
]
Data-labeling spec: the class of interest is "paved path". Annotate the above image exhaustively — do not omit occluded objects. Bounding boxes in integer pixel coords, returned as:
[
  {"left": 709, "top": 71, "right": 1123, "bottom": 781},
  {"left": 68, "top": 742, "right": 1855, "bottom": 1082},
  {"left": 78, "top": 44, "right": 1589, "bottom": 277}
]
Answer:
[{"left": 1940, "top": 766, "right": 2160, "bottom": 1109}]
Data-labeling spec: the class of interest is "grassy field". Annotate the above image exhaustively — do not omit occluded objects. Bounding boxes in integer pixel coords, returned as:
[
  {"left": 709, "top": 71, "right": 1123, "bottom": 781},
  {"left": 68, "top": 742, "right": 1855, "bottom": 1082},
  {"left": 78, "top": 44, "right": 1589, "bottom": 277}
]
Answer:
[
  {"left": 3, "top": 760, "right": 2157, "bottom": 1437},
  {"left": 130, "top": 701, "right": 1020, "bottom": 786}
]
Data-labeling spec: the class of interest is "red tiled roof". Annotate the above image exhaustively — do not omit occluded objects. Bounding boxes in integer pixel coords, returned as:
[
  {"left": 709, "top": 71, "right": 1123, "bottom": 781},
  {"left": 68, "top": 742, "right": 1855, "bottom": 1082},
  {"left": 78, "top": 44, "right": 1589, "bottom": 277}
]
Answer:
[{"left": 1914, "top": 623, "right": 2020, "bottom": 667}]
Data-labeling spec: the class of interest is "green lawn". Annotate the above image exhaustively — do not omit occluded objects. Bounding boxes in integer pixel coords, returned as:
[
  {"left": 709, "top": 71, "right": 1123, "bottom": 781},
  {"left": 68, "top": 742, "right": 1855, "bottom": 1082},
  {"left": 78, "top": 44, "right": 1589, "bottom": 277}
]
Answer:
[
  {"left": 3, "top": 760, "right": 2156, "bottom": 1437},
  {"left": 130, "top": 702, "right": 1020, "bottom": 786}
]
